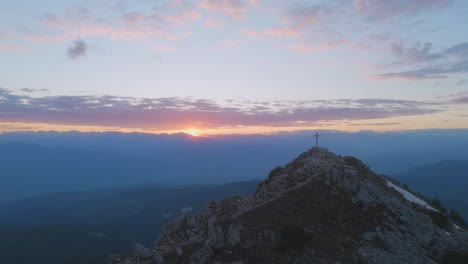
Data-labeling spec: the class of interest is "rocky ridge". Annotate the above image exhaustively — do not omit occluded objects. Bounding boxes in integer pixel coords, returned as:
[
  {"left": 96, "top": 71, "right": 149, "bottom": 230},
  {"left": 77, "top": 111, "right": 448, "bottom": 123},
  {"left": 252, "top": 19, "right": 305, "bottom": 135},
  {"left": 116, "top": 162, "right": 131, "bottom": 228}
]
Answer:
[{"left": 110, "top": 148, "right": 468, "bottom": 264}]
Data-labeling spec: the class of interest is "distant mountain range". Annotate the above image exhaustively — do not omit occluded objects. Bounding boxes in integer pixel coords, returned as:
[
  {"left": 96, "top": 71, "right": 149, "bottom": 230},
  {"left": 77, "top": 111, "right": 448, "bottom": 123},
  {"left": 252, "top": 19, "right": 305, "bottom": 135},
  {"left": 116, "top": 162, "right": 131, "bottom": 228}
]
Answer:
[
  {"left": 0, "top": 181, "right": 260, "bottom": 264},
  {"left": 0, "top": 142, "right": 280, "bottom": 201},
  {"left": 393, "top": 160, "right": 468, "bottom": 219},
  {"left": 2, "top": 130, "right": 468, "bottom": 201}
]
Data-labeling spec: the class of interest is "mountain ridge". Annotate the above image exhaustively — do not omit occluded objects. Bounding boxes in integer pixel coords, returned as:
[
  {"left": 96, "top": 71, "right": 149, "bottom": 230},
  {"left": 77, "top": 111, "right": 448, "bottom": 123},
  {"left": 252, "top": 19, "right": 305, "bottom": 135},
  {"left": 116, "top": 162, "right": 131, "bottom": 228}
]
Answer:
[{"left": 111, "top": 148, "right": 468, "bottom": 264}]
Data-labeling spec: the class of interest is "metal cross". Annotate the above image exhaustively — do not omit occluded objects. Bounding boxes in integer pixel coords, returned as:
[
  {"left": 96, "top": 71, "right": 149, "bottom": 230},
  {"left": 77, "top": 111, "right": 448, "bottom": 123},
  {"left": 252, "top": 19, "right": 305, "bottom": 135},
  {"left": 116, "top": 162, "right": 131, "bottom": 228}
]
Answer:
[{"left": 313, "top": 132, "right": 320, "bottom": 148}]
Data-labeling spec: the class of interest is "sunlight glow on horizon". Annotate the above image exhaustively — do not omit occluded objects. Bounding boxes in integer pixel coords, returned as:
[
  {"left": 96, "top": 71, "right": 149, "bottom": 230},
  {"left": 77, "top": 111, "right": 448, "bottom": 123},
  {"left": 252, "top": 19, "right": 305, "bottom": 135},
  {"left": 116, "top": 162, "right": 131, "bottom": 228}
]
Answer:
[
  {"left": 2, "top": 107, "right": 468, "bottom": 136},
  {"left": 184, "top": 129, "right": 201, "bottom": 137}
]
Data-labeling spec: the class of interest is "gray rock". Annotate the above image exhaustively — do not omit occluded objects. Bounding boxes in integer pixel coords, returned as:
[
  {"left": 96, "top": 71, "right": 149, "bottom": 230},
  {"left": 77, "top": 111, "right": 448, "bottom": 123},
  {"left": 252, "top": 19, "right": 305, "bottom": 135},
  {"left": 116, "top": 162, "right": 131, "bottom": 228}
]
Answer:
[
  {"left": 186, "top": 215, "right": 200, "bottom": 228},
  {"left": 133, "top": 243, "right": 153, "bottom": 260},
  {"left": 356, "top": 188, "right": 373, "bottom": 205},
  {"left": 207, "top": 216, "right": 225, "bottom": 249},
  {"left": 190, "top": 244, "right": 213, "bottom": 264},
  {"left": 153, "top": 253, "right": 165, "bottom": 264},
  {"left": 173, "top": 214, "right": 188, "bottom": 230},
  {"left": 176, "top": 246, "right": 183, "bottom": 256},
  {"left": 226, "top": 223, "right": 241, "bottom": 246}
]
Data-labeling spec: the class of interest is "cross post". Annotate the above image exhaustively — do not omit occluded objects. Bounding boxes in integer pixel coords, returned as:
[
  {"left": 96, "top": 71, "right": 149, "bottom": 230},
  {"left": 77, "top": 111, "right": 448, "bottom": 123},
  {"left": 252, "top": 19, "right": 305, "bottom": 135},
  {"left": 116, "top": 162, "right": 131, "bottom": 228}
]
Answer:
[{"left": 313, "top": 132, "right": 320, "bottom": 148}]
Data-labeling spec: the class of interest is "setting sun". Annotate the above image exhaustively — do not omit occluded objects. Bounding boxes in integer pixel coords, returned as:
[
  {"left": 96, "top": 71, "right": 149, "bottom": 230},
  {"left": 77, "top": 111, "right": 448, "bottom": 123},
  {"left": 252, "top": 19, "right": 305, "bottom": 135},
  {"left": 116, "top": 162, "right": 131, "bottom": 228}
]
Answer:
[{"left": 185, "top": 129, "right": 200, "bottom": 137}]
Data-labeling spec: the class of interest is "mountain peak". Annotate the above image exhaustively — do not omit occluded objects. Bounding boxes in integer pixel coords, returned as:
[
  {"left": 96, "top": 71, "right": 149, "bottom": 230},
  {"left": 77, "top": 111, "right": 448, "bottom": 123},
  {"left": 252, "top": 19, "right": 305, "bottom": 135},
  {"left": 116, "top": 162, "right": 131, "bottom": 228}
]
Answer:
[{"left": 111, "top": 148, "right": 468, "bottom": 264}]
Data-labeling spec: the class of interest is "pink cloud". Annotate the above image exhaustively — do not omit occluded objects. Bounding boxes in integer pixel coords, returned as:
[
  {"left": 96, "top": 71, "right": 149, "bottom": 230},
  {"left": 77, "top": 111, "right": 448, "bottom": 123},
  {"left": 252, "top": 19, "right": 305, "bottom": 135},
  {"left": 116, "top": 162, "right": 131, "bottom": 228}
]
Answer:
[
  {"left": 20, "top": 2, "right": 203, "bottom": 44},
  {"left": 0, "top": 44, "right": 28, "bottom": 53},
  {"left": 291, "top": 37, "right": 348, "bottom": 53},
  {"left": 161, "top": 10, "right": 202, "bottom": 26},
  {"left": 203, "top": 16, "right": 224, "bottom": 28},
  {"left": 264, "top": 27, "right": 297, "bottom": 37},
  {"left": 291, "top": 43, "right": 336, "bottom": 53},
  {"left": 199, "top": 0, "right": 259, "bottom": 20},
  {"left": 153, "top": 45, "right": 176, "bottom": 52},
  {"left": 239, "top": 29, "right": 263, "bottom": 40}
]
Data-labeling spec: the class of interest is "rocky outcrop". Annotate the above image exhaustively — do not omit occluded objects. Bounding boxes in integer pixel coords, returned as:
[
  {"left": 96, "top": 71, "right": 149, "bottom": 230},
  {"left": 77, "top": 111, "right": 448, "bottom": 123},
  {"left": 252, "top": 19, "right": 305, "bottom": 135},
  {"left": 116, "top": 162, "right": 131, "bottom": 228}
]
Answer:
[{"left": 110, "top": 148, "right": 468, "bottom": 264}]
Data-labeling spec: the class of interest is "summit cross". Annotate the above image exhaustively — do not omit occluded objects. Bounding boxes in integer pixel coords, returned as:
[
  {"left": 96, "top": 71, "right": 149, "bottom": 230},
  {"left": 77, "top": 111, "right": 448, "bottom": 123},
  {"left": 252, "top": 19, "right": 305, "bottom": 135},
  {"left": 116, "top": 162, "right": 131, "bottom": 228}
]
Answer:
[{"left": 313, "top": 132, "right": 320, "bottom": 148}]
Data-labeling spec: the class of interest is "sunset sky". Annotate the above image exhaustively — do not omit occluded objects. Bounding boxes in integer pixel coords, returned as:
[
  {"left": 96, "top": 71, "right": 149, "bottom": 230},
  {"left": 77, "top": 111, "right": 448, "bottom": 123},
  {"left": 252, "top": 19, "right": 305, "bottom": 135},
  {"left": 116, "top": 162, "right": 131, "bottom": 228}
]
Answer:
[{"left": 1, "top": 0, "right": 468, "bottom": 135}]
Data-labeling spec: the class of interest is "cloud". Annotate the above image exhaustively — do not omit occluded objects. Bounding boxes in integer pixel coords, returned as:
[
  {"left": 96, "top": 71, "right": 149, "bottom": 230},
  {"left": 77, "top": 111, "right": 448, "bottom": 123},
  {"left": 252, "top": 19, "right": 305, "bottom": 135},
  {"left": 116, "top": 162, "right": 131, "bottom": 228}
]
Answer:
[
  {"left": 447, "top": 91, "right": 468, "bottom": 104},
  {"left": 350, "top": 122, "right": 401, "bottom": 126},
  {"left": 0, "top": 28, "right": 9, "bottom": 40},
  {"left": 374, "top": 41, "right": 468, "bottom": 80},
  {"left": 203, "top": 15, "right": 224, "bottom": 28},
  {"left": 67, "top": 40, "right": 87, "bottom": 59},
  {"left": 256, "top": 2, "right": 349, "bottom": 52},
  {"left": 264, "top": 3, "right": 335, "bottom": 37},
  {"left": 446, "top": 42, "right": 468, "bottom": 56},
  {"left": 449, "top": 96, "right": 468, "bottom": 104},
  {"left": 287, "top": 3, "right": 334, "bottom": 30},
  {"left": 20, "top": 88, "right": 49, "bottom": 93},
  {"left": 0, "top": 87, "right": 442, "bottom": 131},
  {"left": 20, "top": 1, "right": 201, "bottom": 44},
  {"left": 374, "top": 60, "right": 468, "bottom": 80},
  {"left": 239, "top": 30, "right": 264, "bottom": 39},
  {"left": 389, "top": 42, "right": 445, "bottom": 65},
  {"left": 251, "top": 0, "right": 455, "bottom": 55},
  {"left": 264, "top": 27, "right": 297, "bottom": 37},
  {"left": 373, "top": 71, "right": 447, "bottom": 80},
  {"left": 457, "top": 79, "right": 467, "bottom": 86},
  {"left": 0, "top": 44, "right": 28, "bottom": 53},
  {"left": 355, "top": 0, "right": 452, "bottom": 22},
  {"left": 199, "top": 0, "right": 259, "bottom": 19}
]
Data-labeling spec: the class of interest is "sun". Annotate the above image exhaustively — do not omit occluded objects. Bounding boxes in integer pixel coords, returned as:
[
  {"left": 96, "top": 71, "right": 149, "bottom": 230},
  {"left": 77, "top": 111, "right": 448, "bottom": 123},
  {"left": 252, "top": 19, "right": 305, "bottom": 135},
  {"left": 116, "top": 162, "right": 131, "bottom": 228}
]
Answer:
[{"left": 185, "top": 129, "right": 200, "bottom": 137}]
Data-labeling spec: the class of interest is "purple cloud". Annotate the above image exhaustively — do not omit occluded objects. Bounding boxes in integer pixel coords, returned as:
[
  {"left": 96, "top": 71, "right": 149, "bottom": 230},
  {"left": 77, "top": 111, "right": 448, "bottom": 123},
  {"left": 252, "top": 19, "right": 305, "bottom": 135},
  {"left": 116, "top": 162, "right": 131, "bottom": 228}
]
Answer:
[
  {"left": 0, "top": 88, "right": 442, "bottom": 130},
  {"left": 20, "top": 88, "right": 49, "bottom": 93},
  {"left": 448, "top": 91, "right": 468, "bottom": 104},
  {"left": 67, "top": 40, "right": 87, "bottom": 60},
  {"left": 449, "top": 97, "right": 468, "bottom": 104}
]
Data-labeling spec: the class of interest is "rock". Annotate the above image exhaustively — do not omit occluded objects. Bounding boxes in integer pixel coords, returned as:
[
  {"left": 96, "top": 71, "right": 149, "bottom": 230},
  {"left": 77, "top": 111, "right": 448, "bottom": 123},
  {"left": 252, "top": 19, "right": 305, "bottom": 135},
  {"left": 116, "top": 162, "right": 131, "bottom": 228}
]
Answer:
[
  {"left": 173, "top": 214, "right": 188, "bottom": 231},
  {"left": 206, "top": 216, "right": 224, "bottom": 249},
  {"left": 108, "top": 255, "right": 120, "bottom": 264},
  {"left": 356, "top": 188, "right": 373, "bottom": 205},
  {"left": 176, "top": 246, "right": 183, "bottom": 256},
  {"left": 133, "top": 243, "right": 153, "bottom": 260},
  {"left": 190, "top": 244, "right": 213, "bottom": 264},
  {"left": 189, "top": 234, "right": 200, "bottom": 242},
  {"left": 153, "top": 253, "right": 165, "bottom": 264},
  {"left": 186, "top": 215, "right": 201, "bottom": 228},
  {"left": 226, "top": 223, "right": 241, "bottom": 246}
]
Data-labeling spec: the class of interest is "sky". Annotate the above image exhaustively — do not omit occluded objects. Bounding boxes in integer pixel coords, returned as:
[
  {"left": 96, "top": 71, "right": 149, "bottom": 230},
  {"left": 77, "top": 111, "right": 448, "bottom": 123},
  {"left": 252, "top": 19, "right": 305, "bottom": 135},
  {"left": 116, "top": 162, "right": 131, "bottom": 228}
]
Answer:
[{"left": 1, "top": 0, "right": 468, "bottom": 135}]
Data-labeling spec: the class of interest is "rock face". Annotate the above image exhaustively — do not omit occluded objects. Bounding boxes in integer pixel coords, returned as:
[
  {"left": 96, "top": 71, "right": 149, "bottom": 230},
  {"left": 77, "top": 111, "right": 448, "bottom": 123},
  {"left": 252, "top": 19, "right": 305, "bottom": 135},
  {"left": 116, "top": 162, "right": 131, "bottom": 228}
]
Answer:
[{"left": 110, "top": 148, "right": 468, "bottom": 264}]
